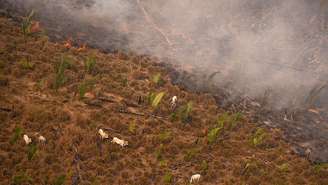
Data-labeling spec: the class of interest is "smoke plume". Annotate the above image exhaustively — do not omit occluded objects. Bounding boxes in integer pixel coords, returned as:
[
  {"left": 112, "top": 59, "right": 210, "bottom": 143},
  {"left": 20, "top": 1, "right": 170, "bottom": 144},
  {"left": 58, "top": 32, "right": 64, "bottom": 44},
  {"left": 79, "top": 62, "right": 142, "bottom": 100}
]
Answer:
[{"left": 3, "top": 0, "right": 328, "bottom": 109}]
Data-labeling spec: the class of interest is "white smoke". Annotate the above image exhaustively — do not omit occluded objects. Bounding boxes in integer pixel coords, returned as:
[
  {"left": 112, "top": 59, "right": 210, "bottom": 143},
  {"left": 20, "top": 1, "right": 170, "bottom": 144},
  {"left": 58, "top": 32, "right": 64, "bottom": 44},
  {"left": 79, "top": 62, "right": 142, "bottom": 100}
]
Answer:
[{"left": 4, "top": 0, "right": 328, "bottom": 109}]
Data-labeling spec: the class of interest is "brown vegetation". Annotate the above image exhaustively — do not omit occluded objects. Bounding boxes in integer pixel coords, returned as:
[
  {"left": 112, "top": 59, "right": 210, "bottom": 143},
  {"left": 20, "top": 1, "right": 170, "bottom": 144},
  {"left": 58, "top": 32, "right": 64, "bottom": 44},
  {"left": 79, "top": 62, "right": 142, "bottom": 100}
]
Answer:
[{"left": 0, "top": 16, "right": 327, "bottom": 185}]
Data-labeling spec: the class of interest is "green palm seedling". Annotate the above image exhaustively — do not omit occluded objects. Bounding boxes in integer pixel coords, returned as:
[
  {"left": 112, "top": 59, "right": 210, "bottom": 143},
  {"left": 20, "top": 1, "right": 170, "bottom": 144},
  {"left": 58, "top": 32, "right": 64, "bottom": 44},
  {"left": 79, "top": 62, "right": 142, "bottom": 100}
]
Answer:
[
  {"left": 207, "top": 127, "right": 221, "bottom": 144},
  {"left": 84, "top": 56, "right": 96, "bottom": 74},
  {"left": 53, "top": 55, "right": 71, "bottom": 89},
  {"left": 177, "top": 101, "right": 193, "bottom": 123},
  {"left": 151, "top": 92, "right": 165, "bottom": 109},
  {"left": 22, "top": 10, "right": 35, "bottom": 38}
]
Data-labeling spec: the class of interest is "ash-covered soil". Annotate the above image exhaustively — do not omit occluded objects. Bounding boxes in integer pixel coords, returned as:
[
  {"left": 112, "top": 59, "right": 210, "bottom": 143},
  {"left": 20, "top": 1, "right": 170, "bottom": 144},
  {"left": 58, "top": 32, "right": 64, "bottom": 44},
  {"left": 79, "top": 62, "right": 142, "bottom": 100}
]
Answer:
[{"left": 0, "top": 15, "right": 328, "bottom": 185}]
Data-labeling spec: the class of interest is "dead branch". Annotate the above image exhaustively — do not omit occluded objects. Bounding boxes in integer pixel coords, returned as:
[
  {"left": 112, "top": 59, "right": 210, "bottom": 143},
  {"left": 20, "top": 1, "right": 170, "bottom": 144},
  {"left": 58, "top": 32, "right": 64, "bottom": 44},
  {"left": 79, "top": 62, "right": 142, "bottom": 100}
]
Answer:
[
  {"left": 0, "top": 107, "right": 13, "bottom": 112},
  {"left": 103, "top": 127, "right": 120, "bottom": 133},
  {"left": 119, "top": 109, "right": 145, "bottom": 117}
]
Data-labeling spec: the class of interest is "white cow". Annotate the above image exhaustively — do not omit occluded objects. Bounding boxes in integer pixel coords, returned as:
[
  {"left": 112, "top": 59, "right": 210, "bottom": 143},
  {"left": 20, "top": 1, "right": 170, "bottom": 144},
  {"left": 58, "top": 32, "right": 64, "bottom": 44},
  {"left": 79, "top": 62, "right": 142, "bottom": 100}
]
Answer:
[
  {"left": 111, "top": 137, "right": 128, "bottom": 147},
  {"left": 190, "top": 174, "right": 201, "bottom": 184},
  {"left": 98, "top": 129, "right": 109, "bottom": 139},
  {"left": 38, "top": 135, "right": 46, "bottom": 142},
  {"left": 170, "top": 96, "right": 178, "bottom": 108},
  {"left": 23, "top": 134, "right": 32, "bottom": 145}
]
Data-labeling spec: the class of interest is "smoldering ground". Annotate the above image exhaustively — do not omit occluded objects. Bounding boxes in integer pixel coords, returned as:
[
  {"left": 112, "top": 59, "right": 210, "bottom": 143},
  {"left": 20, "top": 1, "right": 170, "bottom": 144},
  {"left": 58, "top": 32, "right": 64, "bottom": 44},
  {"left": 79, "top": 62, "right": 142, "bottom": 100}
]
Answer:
[{"left": 2, "top": 0, "right": 328, "bottom": 109}]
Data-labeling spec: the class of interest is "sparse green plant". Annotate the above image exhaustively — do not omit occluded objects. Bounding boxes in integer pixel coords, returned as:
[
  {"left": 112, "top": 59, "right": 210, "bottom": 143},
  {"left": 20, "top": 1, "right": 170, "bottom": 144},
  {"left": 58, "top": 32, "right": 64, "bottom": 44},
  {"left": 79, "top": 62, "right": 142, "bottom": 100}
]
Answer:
[
  {"left": 53, "top": 55, "right": 71, "bottom": 89},
  {"left": 12, "top": 172, "right": 32, "bottom": 185},
  {"left": 152, "top": 73, "right": 164, "bottom": 86},
  {"left": 277, "top": 163, "right": 289, "bottom": 172},
  {"left": 10, "top": 127, "right": 23, "bottom": 144},
  {"left": 53, "top": 175, "right": 66, "bottom": 185},
  {"left": 207, "top": 127, "right": 221, "bottom": 144},
  {"left": 159, "top": 159, "right": 168, "bottom": 167},
  {"left": 217, "top": 112, "right": 229, "bottom": 129},
  {"left": 27, "top": 143, "right": 37, "bottom": 160},
  {"left": 19, "top": 58, "right": 34, "bottom": 70},
  {"left": 36, "top": 79, "right": 46, "bottom": 90},
  {"left": 21, "top": 10, "right": 34, "bottom": 38},
  {"left": 313, "top": 163, "right": 328, "bottom": 173},
  {"left": 148, "top": 92, "right": 156, "bottom": 104},
  {"left": 241, "top": 160, "right": 259, "bottom": 176},
  {"left": 201, "top": 160, "right": 209, "bottom": 174},
  {"left": 90, "top": 178, "right": 101, "bottom": 185},
  {"left": 241, "top": 159, "right": 265, "bottom": 177},
  {"left": 163, "top": 172, "right": 173, "bottom": 184},
  {"left": 252, "top": 128, "right": 267, "bottom": 147},
  {"left": 184, "top": 148, "right": 200, "bottom": 161},
  {"left": 155, "top": 144, "right": 164, "bottom": 160},
  {"left": 12, "top": 175, "right": 24, "bottom": 185},
  {"left": 84, "top": 56, "right": 96, "bottom": 74},
  {"left": 175, "top": 101, "right": 193, "bottom": 123},
  {"left": 158, "top": 131, "right": 172, "bottom": 143},
  {"left": 151, "top": 92, "right": 165, "bottom": 109},
  {"left": 128, "top": 121, "right": 136, "bottom": 134},
  {"left": 78, "top": 79, "right": 95, "bottom": 98},
  {"left": 217, "top": 112, "right": 243, "bottom": 130},
  {"left": 121, "top": 77, "right": 128, "bottom": 87},
  {"left": 230, "top": 112, "right": 243, "bottom": 129}
]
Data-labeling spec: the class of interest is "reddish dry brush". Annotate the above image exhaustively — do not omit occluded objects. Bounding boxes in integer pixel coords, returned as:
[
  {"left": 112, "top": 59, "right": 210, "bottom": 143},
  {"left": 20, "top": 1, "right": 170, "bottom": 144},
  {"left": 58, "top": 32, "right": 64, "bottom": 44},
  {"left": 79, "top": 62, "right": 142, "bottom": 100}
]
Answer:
[{"left": 0, "top": 16, "right": 327, "bottom": 185}]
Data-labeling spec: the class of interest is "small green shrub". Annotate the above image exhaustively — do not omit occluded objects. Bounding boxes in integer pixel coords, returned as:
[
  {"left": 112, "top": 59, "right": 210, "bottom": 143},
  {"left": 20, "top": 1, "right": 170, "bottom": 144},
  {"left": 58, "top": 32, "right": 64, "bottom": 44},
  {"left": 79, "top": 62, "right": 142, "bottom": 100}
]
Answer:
[
  {"left": 252, "top": 128, "right": 267, "bottom": 147},
  {"left": 163, "top": 172, "right": 173, "bottom": 184},
  {"left": 10, "top": 127, "right": 23, "bottom": 144},
  {"left": 53, "top": 175, "right": 66, "bottom": 185},
  {"left": 84, "top": 56, "right": 96, "bottom": 74},
  {"left": 27, "top": 143, "right": 37, "bottom": 160},
  {"left": 207, "top": 127, "right": 221, "bottom": 144},
  {"left": 19, "top": 58, "right": 34, "bottom": 70}
]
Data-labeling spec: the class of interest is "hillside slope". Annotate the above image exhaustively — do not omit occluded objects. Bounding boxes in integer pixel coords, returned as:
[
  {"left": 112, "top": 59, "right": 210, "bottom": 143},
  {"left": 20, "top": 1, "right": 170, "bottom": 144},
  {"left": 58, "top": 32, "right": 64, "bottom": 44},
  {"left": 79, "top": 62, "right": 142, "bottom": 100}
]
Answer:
[{"left": 0, "top": 16, "right": 327, "bottom": 185}]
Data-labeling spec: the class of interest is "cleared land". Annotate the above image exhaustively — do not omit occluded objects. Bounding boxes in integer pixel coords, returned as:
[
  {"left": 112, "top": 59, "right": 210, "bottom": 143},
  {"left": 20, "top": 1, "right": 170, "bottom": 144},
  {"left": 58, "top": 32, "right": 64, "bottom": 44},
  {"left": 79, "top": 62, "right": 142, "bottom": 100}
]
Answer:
[{"left": 0, "top": 16, "right": 327, "bottom": 185}]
